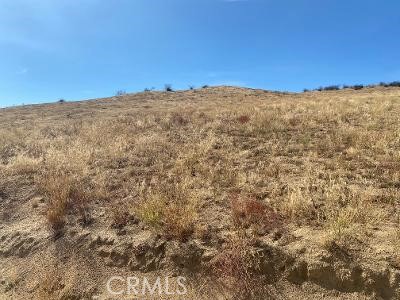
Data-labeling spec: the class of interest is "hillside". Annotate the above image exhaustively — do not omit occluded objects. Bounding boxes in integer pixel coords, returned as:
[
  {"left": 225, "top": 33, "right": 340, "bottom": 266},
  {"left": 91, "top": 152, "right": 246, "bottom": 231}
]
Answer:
[{"left": 1, "top": 86, "right": 400, "bottom": 299}]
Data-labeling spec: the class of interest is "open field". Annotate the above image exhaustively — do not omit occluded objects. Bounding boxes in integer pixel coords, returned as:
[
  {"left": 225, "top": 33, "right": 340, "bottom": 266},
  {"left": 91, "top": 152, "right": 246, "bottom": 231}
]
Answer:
[{"left": 1, "top": 86, "right": 400, "bottom": 299}]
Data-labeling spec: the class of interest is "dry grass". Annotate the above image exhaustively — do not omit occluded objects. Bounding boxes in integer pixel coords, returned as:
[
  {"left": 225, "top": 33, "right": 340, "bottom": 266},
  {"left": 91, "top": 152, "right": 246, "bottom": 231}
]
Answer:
[
  {"left": 36, "top": 168, "right": 96, "bottom": 231},
  {"left": 1, "top": 86, "right": 400, "bottom": 245},
  {"left": 231, "top": 193, "right": 282, "bottom": 234},
  {"left": 37, "top": 267, "right": 64, "bottom": 299},
  {"left": 110, "top": 201, "right": 132, "bottom": 229},
  {"left": 36, "top": 170, "right": 71, "bottom": 231},
  {"left": 2, "top": 86, "right": 400, "bottom": 299},
  {"left": 391, "top": 214, "right": 400, "bottom": 265},
  {"left": 210, "top": 234, "right": 268, "bottom": 299},
  {"left": 136, "top": 182, "right": 199, "bottom": 241}
]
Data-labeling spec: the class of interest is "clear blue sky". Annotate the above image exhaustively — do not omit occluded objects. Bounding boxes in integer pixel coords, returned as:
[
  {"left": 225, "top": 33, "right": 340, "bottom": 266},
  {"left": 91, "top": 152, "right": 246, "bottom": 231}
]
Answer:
[{"left": 1, "top": 0, "right": 399, "bottom": 107}]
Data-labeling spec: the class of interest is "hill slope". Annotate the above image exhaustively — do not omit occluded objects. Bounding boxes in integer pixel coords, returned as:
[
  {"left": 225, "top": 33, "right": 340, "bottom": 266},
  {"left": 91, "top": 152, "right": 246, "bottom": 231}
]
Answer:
[{"left": 1, "top": 86, "right": 400, "bottom": 299}]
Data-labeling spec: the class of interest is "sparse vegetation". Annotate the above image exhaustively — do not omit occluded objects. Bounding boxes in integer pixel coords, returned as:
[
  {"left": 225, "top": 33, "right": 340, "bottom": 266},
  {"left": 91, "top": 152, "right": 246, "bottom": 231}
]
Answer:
[
  {"left": 305, "top": 80, "right": 400, "bottom": 92},
  {"left": 322, "top": 85, "right": 341, "bottom": 91},
  {"left": 2, "top": 85, "right": 400, "bottom": 298},
  {"left": 2, "top": 85, "right": 399, "bottom": 240},
  {"left": 350, "top": 84, "right": 364, "bottom": 90},
  {"left": 36, "top": 170, "right": 95, "bottom": 231},
  {"left": 136, "top": 182, "right": 198, "bottom": 241},
  {"left": 36, "top": 171, "right": 71, "bottom": 232},
  {"left": 110, "top": 202, "right": 132, "bottom": 229},
  {"left": 231, "top": 194, "right": 282, "bottom": 234},
  {"left": 164, "top": 84, "right": 173, "bottom": 92},
  {"left": 383, "top": 81, "right": 400, "bottom": 87},
  {"left": 236, "top": 115, "right": 250, "bottom": 124},
  {"left": 115, "top": 90, "right": 126, "bottom": 96},
  {"left": 211, "top": 234, "right": 268, "bottom": 299}
]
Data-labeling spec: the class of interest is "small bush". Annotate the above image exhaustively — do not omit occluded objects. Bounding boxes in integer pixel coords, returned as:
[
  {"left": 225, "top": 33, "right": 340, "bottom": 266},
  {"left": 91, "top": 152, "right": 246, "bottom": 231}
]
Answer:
[
  {"left": 189, "top": 85, "right": 195, "bottom": 90},
  {"left": 211, "top": 235, "right": 268, "bottom": 299},
  {"left": 170, "top": 112, "right": 189, "bottom": 126},
  {"left": 69, "top": 185, "right": 93, "bottom": 226},
  {"left": 136, "top": 184, "right": 198, "bottom": 241},
  {"left": 202, "top": 85, "right": 209, "bottom": 89},
  {"left": 231, "top": 194, "right": 282, "bottom": 234},
  {"left": 321, "top": 207, "right": 362, "bottom": 249},
  {"left": 387, "top": 81, "right": 400, "bottom": 87},
  {"left": 237, "top": 115, "right": 251, "bottom": 124},
  {"left": 115, "top": 90, "right": 126, "bottom": 96},
  {"left": 37, "top": 172, "right": 71, "bottom": 232},
  {"left": 309, "top": 82, "right": 398, "bottom": 91},
  {"left": 323, "top": 85, "right": 341, "bottom": 91},
  {"left": 46, "top": 204, "right": 66, "bottom": 233},
  {"left": 163, "top": 200, "right": 197, "bottom": 242},
  {"left": 136, "top": 193, "right": 165, "bottom": 228},
  {"left": 110, "top": 202, "right": 132, "bottom": 229},
  {"left": 164, "top": 84, "right": 173, "bottom": 92},
  {"left": 351, "top": 84, "right": 364, "bottom": 90},
  {"left": 58, "top": 99, "right": 66, "bottom": 103},
  {"left": 37, "top": 170, "right": 94, "bottom": 232},
  {"left": 378, "top": 81, "right": 400, "bottom": 87}
]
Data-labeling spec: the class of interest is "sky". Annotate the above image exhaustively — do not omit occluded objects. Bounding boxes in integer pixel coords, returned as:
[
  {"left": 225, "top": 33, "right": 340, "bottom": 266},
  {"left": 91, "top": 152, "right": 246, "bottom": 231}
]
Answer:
[{"left": 0, "top": 0, "right": 400, "bottom": 107}]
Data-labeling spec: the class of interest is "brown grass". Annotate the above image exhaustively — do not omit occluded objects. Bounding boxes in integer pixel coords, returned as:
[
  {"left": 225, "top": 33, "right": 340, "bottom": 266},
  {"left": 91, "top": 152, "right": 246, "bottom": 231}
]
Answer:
[
  {"left": 237, "top": 115, "right": 251, "bottom": 124},
  {"left": 210, "top": 234, "right": 268, "bottom": 299},
  {"left": 136, "top": 182, "right": 198, "bottom": 241},
  {"left": 231, "top": 193, "right": 282, "bottom": 234},
  {"left": 36, "top": 168, "right": 95, "bottom": 231},
  {"left": 1, "top": 86, "right": 400, "bottom": 244},
  {"left": 2, "top": 86, "right": 400, "bottom": 299},
  {"left": 110, "top": 202, "right": 132, "bottom": 229}
]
